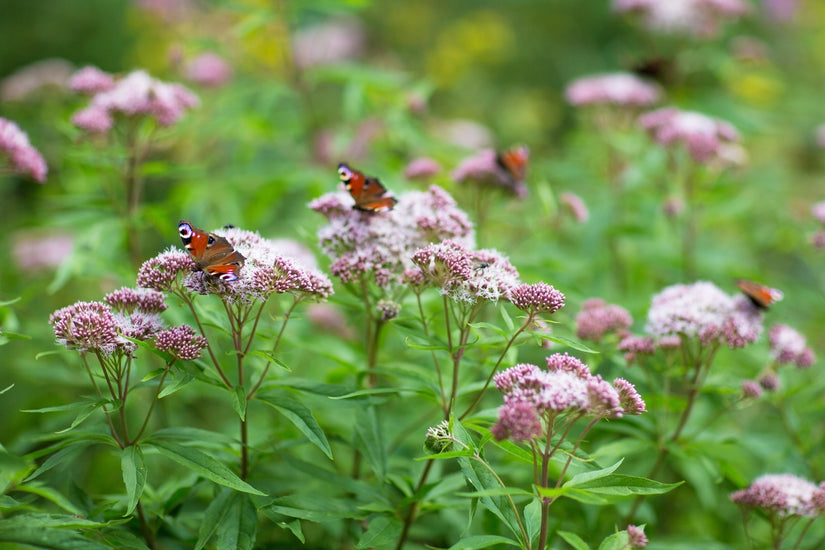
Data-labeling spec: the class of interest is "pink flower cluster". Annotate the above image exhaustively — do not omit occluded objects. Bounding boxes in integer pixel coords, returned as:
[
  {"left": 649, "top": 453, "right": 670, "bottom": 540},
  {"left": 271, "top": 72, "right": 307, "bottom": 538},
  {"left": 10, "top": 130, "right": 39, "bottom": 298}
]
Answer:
[
  {"left": 177, "top": 226, "right": 332, "bottom": 303},
  {"left": 404, "top": 157, "right": 442, "bottom": 180},
  {"left": 154, "top": 325, "right": 208, "bottom": 361},
  {"left": 184, "top": 53, "right": 233, "bottom": 88},
  {"left": 411, "top": 240, "right": 520, "bottom": 303},
  {"left": 810, "top": 201, "right": 825, "bottom": 249},
  {"left": 509, "top": 282, "right": 565, "bottom": 316},
  {"left": 137, "top": 249, "right": 196, "bottom": 291},
  {"left": 564, "top": 72, "right": 661, "bottom": 108},
  {"left": 0, "top": 117, "right": 48, "bottom": 182},
  {"left": 626, "top": 525, "right": 648, "bottom": 548},
  {"left": 560, "top": 192, "right": 589, "bottom": 223},
  {"left": 645, "top": 281, "right": 763, "bottom": 348},
  {"left": 575, "top": 298, "right": 633, "bottom": 342},
  {"left": 451, "top": 148, "right": 528, "bottom": 198},
  {"left": 311, "top": 185, "right": 475, "bottom": 290},
  {"left": 71, "top": 68, "right": 199, "bottom": 133},
  {"left": 613, "top": 0, "right": 749, "bottom": 37},
  {"left": 50, "top": 287, "right": 168, "bottom": 356},
  {"left": 768, "top": 324, "right": 815, "bottom": 368},
  {"left": 639, "top": 107, "right": 741, "bottom": 164},
  {"left": 731, "top": 474, "right": 825, "bottom": 517},
  {"left": 491, "top": 354, "right": 646, "bottom": 442}
]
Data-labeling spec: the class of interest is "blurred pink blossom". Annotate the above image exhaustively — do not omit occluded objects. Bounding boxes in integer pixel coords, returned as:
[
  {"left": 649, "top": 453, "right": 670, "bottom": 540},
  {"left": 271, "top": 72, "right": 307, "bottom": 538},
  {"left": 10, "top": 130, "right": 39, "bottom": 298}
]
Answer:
[
  {"left": 0, "top": 117, "right": 48, "bottom": 182},
  {"left": 185, "top": 52, "right": 233, "bottom": 87},
  {"left": 134, "top": 0, "right": 195, "bottom": 22},
  {"left": 431, "top": 119, "right": 493, "bottom": 149},
  {"left": 69, "top": 66, "right": 115, "bottom": 94},
  {"left": 560, "top": 192, "right": 589, "bottom": 222},
  {"left": 731, "top": 474, "right": 825, "bottom": 517},
  {"left": 763, "top": 0, "right": 798, "bottom": 22},
  {"left": 404, "top": 157, "right": 442, "bottom": 180},
  {"left": 72, "top": 69, "right": 199, "bottom": 133},
  {"left": 564, "top": 72, "right": 661, "bottom": 107},
  {"left": 811, "top": 201, "right": 825, "bottom": 224},
  {"left": 0, "top": 58, "right": 73, "bottom": 101},
  {"left": 814, "top": 124, "right": 825, "bottom": 149},
  {"left": 12, "top": 231, "right": 72, "bottom": 271},
  {"left": 292, "top": 18, "right": 366, "bottom": 69},
  {"left": 639, "top": 107, "right": 741, "bottom": 164},
  {"left": 613, "top": 0, "right": 749, "bottom": 37}
]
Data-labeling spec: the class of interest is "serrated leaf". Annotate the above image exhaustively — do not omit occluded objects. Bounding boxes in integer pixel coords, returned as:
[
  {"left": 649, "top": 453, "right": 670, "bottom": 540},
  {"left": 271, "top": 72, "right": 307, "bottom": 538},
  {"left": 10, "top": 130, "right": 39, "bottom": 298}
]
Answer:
[
  {"left": 145, "top": 439, "right": 265, "bottom": 495},
  {"left": 354, "top": 406, "right": 386, "bottom": 480},
  {"left": 121, "top": 445, "right": 147, "bottom": 515},
  {"left": 232, "top": 385, "right": 247, "bottom": 421},
  {"left": 558, "top": 530, "right": 591, "bottom": 550},
  {"left": 257, "top": 393, "right": 333, "bottom": 459},
  {"left": 447, "top": 535, "right": 521, "bottom": 549},
  {"left": 356, "top": 515, "right": 401, "bottom": 549}
]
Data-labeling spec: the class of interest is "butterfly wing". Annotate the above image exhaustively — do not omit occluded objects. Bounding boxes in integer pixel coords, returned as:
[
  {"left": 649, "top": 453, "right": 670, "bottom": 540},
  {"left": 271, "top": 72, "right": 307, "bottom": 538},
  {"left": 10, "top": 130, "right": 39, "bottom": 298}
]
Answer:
[
  {"left": 735, "top": 279, "right": 783, "bottom": 309},
  {"left": 338, "top": 163, "right": 398, "bottom": 212},
  {"left": 178, "top": 221, "right": 246, "bottom": 281},
  {"left": 495, "top": 145, "right": 529, "bottom": 184}
]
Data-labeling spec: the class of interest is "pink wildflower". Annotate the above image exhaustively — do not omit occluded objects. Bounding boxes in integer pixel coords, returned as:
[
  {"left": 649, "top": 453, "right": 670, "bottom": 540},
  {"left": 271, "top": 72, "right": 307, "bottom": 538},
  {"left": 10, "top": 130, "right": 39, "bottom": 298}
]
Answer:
[
  {"left": 137, "top": 248, "right": 196, "bottom": 291},
  {"left": 508, "top": 282, "right": 566, "bottom": 316},
  {"left": 742, "top": 379, "right": 763, "bottom": 398},
  {"left": 154, "top": 325, "right": 208, "bottom": 361},
  {"left": 731, "top": 474, "right": 825, "bottom": 517},
  {"left": 576, "top": 298, "right": 633, "bottom": 342},
  {"left": 12, "top": 231, "right": 72, "bottom": 271},
  {"left": 292, "top": 18, "right": 365, "bottom": 68},
  {"left": 811, "top": 201, "right": 825, "bottom": 224},
  {"left": 560, "top": 192, "right": 589, "bottom": 222},
  {"left": 404, "top": 157, "right": 442, "bottom": 180},
  {"left": 613, "top": 0, "right": 749, "bottom": 37},
  {"left": 50, "top": 301, "right": 121, "bottom": 355},
  {"left": 645, "top": 281, "right": 763, "bottom": 348},
  {"left": 639, "top": 107, "right": 741, "bottom": 164},
  {"left": 185, "top": 53, "right": 233, "bottom": 87},
  {"left": 626, "top": 524, "right": 648, "bottom": 548},
  {"left": 0, "top": 117, "right": 48, "bottom": 182},
  {"left": 69, "top": 66, "right": 115, "bottom": 94},
  {"left": 1, "top": 59, "right": 72, "bottom": 101},
  {"left": 564, "top": 72, "right": 661, "bottom": 107},
  {"left": 769, "top": 324, "right": 815, "bottom": 368},
  {"left": 759, "top": 373, "right": 780, "bottom": 391}
]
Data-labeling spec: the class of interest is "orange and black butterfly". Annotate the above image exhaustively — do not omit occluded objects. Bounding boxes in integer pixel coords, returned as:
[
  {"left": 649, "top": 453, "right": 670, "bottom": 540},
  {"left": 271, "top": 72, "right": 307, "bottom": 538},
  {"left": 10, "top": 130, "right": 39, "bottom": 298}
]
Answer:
[
  {"left": 495, "top": 145, "right": 529, "bottom": 190},
  {"left": 736, "top": 279, "right": 783, "bottom": 309},
  {"left": 338, "top": 163, "right": 398, "bottom": 212},
  {"left": 178, "top": 221, "right": 246, "bottom": 281}
]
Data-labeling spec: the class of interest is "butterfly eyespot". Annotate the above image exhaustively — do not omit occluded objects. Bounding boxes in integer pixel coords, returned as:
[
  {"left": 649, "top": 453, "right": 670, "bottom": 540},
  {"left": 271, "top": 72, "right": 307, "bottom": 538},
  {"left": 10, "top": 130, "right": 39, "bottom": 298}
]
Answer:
[
  {"left": 178, "top": 223, "right": 193, "bottom": 239},
  {"left": 219, "top": 273, "right": 238, "bottom": 281},
  {"left": 207, "top": 236, "right": 215, "bottom": 245}
]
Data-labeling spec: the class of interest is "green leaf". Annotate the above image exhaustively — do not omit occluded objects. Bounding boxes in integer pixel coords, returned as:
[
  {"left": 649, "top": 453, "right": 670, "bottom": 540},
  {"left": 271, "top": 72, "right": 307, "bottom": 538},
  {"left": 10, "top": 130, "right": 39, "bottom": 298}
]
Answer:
[
  {"left": 158, "top": 370, "right": 195, "bottom": 398},
  {"left": 568, "top": 474, "right": 682, "bottom": 496},
  {"left": 14, "top": 483, "right": 84, "bottom": 516},
  {"left": 145, "top": 439, "right": 265, "bottom": 496},
  {"left": 247, "top": 350, "right": 291, "bottom": 372},
  {"left": 447, "top": 535, "right": 521, "bottom": 549},
  {"left": 596, "top": 532, "right": 629, "bottom": 550},
  {"left": 0, "top": 297, "right": 21, "bottom": 307},
  {"left": 354, "top": 406, "right": 386, "bottom": 480},
  {"left": 257, "top": 392, "right": 333, "bottom": 459},
  {"left": 232, "top": 385, "right": 247, "bottom": 421},
  {"left": 0, "top": 515, "right": 111, "bottom": 550},
  {"left": 456, "top": 487, "right": 534, "bottom": 499},
  {"left": 262, "top": 494, "right": 363, "bottom": 522},
  {"left": 524, "top": 498, "right": 541, "bottom": 546},
  {"left": 121, "top": 445, "right": 147, "bottom": 516},
  {"left": 468, "top": 322, "right": 508, "bottom": 338},
  {"left": 0, "top": 384, "right": 12, "bottom": 395},
  {"left": 196, "top": 488, "right": 232, "bottom": 550},
  {"left": 56, "top": 400, "right": 111, "bottom": 434},
  {"left": 500, "top": 305, "right": 515, "bottom": 332},
  {"left": 328, "top": 387, "right": 404, "bottom": 400},
  {"left": 403, "top": 336, "right": 449, "bottom": 352},
  {"left": 356, "top": 515, "right": 402, "bottom": 549},
  {"left": 565, "top": 459, "right": 624, "bottom": 487},
  {"left": 215, "top": 493, "right": 257, "bottom": 550},
  {"left": 25, "top": 439, "right": 102, "bottom": 481},
  {"left": 537, "top": 335, "right": 598, "bottom": 354},
  {"left": 558, "top": 530, "right": 591, "bottom": 550},
  {"left": 0, "top": 449, "right": 34, "bottom": 494}
]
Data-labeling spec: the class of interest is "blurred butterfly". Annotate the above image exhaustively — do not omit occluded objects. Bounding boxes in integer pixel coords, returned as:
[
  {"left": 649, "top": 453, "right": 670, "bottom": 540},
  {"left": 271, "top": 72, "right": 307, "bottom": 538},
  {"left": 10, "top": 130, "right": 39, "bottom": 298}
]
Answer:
[
  {"left": 495, "top": 145, "right": 529, "bottom": 191},
  {"left": 178, "top": 220, "right": 246, "bottom": 282},
  {"left": 338, "top": 163, "right": 398, "bottom": 212},
  {"left": 736, "top": 279, "right": 783, "bottom": 309}
]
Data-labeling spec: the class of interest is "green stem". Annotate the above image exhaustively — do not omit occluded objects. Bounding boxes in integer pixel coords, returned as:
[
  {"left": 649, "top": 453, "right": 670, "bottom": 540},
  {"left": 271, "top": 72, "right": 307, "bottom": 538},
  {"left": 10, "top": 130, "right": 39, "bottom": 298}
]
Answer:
[{"left": 130, "top": 363, "right": 173, "bottom": 445}]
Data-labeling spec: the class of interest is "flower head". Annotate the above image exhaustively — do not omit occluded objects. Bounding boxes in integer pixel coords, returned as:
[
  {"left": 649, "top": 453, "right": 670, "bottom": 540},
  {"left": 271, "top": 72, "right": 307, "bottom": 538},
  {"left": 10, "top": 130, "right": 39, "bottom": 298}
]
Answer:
[
  {"left": 769, "top": 324, "right": 815, "bottom": 368},
  {"left": 731, "top": 474, "right": 825, "bottom": 517},
  {"left": 509, "top": 282, "right": 566, "bottom": 316},
  {"left": 618, "top": 335, "right": 657, "bottom": 363},
  {"left": 1, "top": 58, "right": 72, "bottom": 102},
  {"left": 645, "top": 281, "right": 763, "bottom": 348},
  {"left": 613, "top": 0, "right": 749, "bottom": 37},
  {"left": 811, "top": 201, "right": 825, "bottom": 225},
  {"left": 639, "top": 107, "right": 741, "bottom": 164},
  {"left": 742, "top": 379, "right": 763, "bottom": 398},
  {"left": 311, "top": 185, "right": 474, "bottom": 290},
  {"left": 50, "top": 301, "right": 121, "bottom": 355},
  {"left": 104, "top": 287, "right": 167, "bottom": 314},
  {"left": 0, "top": 117, "right": 48, "bottom": 182},
  {"left": 565, "top": 72, "right": 661, "bottom": 107},
  {"left": 491, "top": 354, "right": 645, "bottom": 442},
  {"left": 69, "top": 66, "right": 115, "bottom": 94},
  {"left": 137, "top": 248, "right": 196, "bottom": 291},
  {"left": 626, "top": 525, "right": 648, "bottom": 548},
  {"left": 560, "top": 192, "right": 589, "bottom": 223},
  {"left": 576, "top": 298, "right": 633, "bottom": 342},
  {"left": 424, "top": 420, "right": 454, "bottom": 453},
  {"left": 12, "top": 231, "right": 72, "bottom": 271},
  {"left": 292, "top": 18, "right": 365, "bottom": 68},
  {"left": 154, "top": 325, "right": 208, "bottom": 361},
  {"left": 185, "top": 53, "right": 233, "bottom": 88},
  {"left": 404, "top": 157, "right": 442, "bottom": 180},
  {"left": 72, "top": 69, "right": 199, "bottom": 133}
]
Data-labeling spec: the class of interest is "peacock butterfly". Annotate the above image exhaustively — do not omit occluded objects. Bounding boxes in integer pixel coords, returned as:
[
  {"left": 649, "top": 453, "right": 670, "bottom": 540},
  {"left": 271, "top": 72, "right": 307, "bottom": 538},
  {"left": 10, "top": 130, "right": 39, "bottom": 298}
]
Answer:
[
  {"left": 178, "top": 220, "right": 246, "bottom": 282},
  {"left": 736, "top": 279, "right": 783, "bottom": 309},
  {"left": 495, "top": 145, "right": 529, "bottom": 188},
  {"left": 338, "top": 163, "right": 398, "bottom": 212}
]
